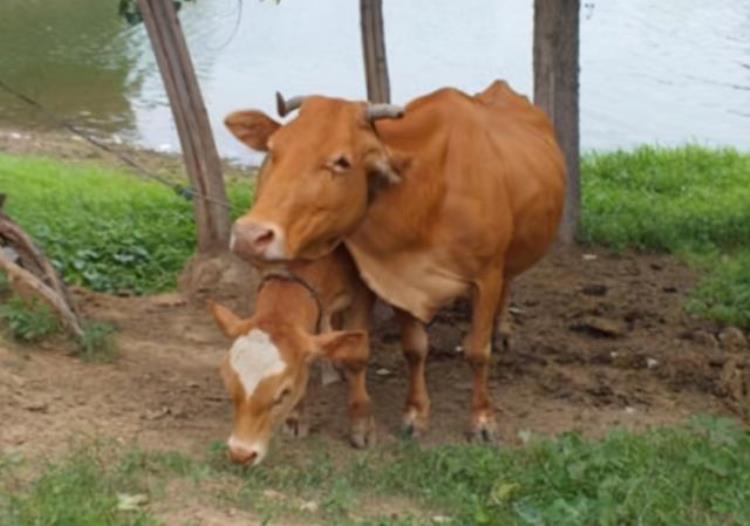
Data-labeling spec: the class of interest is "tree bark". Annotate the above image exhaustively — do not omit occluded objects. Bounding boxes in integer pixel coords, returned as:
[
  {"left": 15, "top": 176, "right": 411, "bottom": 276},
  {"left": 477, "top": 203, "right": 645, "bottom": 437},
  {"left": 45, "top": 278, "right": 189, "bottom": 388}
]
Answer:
[
  {"left": 533, "top": 0, "right": 581, "bottom": 245},
  {"left": 360, "top": 0, "right": 391, "bottom": 103},
  {"left": 137, "top": 0, "right": 230, "bottom": 254}
]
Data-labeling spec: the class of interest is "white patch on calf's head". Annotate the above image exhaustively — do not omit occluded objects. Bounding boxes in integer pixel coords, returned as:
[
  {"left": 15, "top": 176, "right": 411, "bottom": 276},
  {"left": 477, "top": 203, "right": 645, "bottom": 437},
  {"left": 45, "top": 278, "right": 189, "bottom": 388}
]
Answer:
[{"left": 229, "top": 329, "right": 286, "bottom": 398}]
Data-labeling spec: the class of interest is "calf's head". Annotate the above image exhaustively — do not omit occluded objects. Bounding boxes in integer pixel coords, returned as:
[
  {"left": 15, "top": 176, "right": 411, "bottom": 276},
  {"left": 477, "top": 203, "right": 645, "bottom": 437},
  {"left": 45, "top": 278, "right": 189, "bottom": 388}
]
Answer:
[
  {"left": 225, "top": 94, "right": 404, "bottom": 262},
  {"left": 210, "top": 301, "right": 367, "bottom": 466}
]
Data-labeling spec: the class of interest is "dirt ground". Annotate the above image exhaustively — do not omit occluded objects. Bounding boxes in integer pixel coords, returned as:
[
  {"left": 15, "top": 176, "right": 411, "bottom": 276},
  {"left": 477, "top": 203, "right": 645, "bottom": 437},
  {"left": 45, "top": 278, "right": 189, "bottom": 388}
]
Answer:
[{"left": 2, "top": 247, "right": 748, "bottom": 468}]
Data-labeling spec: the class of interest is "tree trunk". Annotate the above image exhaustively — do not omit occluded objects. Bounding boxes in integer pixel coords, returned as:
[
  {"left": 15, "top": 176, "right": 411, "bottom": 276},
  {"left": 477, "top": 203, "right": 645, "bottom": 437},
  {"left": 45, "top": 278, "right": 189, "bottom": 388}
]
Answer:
[
  {"left": 137, "top": 0, "right": 230, "bottom": 254},
  {"left": 533, "top": 0, "right": 581, "bottom": 245},
  {"left": 360, "top": 0, "right": 391, "bottom": 103}
]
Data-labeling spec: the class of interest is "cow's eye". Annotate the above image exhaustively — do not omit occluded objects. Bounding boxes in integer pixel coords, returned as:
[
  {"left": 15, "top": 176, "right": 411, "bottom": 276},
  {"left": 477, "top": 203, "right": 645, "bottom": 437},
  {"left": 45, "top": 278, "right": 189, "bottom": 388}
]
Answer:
[{"left": 330, "top": 155, "right": 351, "bottom": 173}]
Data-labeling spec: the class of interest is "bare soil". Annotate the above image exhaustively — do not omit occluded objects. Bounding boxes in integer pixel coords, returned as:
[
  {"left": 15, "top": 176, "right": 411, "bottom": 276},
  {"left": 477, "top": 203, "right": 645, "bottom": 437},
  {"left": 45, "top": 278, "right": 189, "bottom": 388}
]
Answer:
[{"left": 2, "top": 248, "right": 747, "bottom": 467}]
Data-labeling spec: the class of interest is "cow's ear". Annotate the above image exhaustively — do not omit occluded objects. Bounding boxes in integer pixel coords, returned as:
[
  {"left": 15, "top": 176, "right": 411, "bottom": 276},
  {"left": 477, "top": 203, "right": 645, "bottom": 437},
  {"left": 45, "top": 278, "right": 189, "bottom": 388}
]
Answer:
[
  {"left": 365, "top": 149, "right": 409, "bottom": 187},
  {"left": 224, "top": 110, "right": 280, "bottom": 152},
  {"left": 209, "top": 300, "right": 250, "bottom": 338},
  {"left": 307, "top": 330, "right": 369, "bottom": 370}
]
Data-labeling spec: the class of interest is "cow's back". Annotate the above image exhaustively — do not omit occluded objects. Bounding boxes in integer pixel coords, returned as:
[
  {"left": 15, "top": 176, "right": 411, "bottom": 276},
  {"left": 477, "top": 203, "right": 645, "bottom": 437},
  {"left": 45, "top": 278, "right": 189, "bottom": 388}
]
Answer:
[{"left": 346, "top": 81, "right": 565, "bottom": 321}]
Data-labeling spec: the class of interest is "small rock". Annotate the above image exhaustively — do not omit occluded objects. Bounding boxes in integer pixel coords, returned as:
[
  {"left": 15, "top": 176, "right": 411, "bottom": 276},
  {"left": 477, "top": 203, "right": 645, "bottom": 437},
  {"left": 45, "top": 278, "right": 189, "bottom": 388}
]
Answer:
[
  {"left": 375, "top": 368, "right": 392, "bottom": 377},
  {"left": 454, "top": 345, "right": 464, "bottom": 354},
  {"left": 432, "top": 516, "right": 451, "bottom": 524},
  {"left": 570, "top": 316, "right": 626, "bottom": 338},
  {"left": 508, "top": 306, "right": 524, "bottom": 316},
  {"left": 143, "top": 406, "right": 170, "bottom": 420},
  {"left": 582, "top": 253, "right": 597, "bottom": 261},
  {"left": 117, "top": 493, "right": 148, "bottom": 512},
  {"left": 646, "top": 358, "right": 659, "bottom": 369},
  {"left": 719, "top": 327, "right": 748, "bottom": 353},
  {"left": 300, "top": 501, "right": 319, "bottom": 512},
  {"left": 624, "top": 406, "right": 636, "bottom": 415}
]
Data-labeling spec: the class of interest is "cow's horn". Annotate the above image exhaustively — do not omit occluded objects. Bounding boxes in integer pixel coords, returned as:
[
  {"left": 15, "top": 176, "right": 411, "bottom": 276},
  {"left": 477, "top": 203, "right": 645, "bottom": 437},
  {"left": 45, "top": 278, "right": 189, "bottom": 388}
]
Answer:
[
  {"left": 366, "top": 103, "right": 405, "bottom": 122},
  {"left": 275, "top": 92, "right": 306, "bottom": 117}
]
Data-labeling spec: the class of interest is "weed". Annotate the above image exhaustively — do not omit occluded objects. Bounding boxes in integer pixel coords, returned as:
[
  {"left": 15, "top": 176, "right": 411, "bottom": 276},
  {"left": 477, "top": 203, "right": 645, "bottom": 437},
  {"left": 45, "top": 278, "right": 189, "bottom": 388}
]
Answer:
[
  {"left": 76, "top": 322, "right": 119, "bottom": 363},
  {"left": 0, "top": 296, "right": 59, "bottom": 342}
]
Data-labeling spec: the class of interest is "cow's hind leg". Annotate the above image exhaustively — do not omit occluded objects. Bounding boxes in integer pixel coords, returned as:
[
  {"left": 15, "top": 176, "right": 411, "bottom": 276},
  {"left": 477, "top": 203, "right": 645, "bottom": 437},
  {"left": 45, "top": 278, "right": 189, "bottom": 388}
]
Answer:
[
  {"left": 398, "top": 310, "right": 430, "bottom": 437},
  {"left": 464, "top": 269, "right": 506, "bottom": 442}
]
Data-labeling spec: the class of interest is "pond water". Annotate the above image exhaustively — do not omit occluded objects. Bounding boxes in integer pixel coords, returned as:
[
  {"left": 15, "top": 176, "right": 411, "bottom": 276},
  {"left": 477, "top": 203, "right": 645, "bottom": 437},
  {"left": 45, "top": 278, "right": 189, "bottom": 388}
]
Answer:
[{"left": 1, "top": 0, "right": 748, "bottom": 165}]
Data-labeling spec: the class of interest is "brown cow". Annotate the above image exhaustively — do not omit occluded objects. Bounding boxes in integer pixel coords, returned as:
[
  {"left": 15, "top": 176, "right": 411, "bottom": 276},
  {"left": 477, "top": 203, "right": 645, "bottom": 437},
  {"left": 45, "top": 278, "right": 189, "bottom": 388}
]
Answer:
[
  {"left": 224, "top": 80, "right": 565, "bottom": 440},
  {"left": 210, "top": 248, "right": 375, "bottom": 466}
]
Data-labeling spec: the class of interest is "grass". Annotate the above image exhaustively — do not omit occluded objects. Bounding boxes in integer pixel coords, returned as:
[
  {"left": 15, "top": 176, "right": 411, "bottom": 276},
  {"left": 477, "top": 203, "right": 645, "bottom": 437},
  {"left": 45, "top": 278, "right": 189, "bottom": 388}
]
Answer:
[
  {"left": 76, "top": 322, "right": 119, "bottom": 362},
  {"left": 0, "top": 145, "right": 748, "bottom": 327},
  {"left": 2, "top": 417, "right": 749, "bottom": 525},
  {"left": 0, "top": 297, "right": 59, "bottom": 342},
  {"left": 0, "top": 154, "right": 252, "bottom": 295},
  {"left": 581, "top": 145, "right": 750, "bottom": 328}
]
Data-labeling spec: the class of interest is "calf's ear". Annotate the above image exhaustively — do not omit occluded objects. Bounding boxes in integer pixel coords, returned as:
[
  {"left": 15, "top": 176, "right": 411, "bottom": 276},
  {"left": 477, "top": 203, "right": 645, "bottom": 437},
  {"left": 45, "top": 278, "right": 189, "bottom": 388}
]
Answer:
[
  {"left": 209, "top": 300, "right": 250, "bottom": 338},
  {"left": 308, "top": 330, "right": 369, "bottom": 370},
  {"left": 224, "top": 110, "right": 280, "bottom": 151}
]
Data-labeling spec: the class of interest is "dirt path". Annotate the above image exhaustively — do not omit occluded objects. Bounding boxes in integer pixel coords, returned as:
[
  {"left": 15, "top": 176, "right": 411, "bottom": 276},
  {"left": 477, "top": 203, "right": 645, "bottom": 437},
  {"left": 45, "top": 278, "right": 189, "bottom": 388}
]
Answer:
[{"left": 1, "top": 249, "right": 746, "bottom": 464}]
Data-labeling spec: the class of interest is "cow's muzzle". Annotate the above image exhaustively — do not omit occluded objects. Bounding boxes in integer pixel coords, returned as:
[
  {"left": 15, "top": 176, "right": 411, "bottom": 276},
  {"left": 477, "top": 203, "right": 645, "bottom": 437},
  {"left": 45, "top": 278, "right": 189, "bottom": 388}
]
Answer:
[{"left": 230, "top": 220, "right": 287, "bottom": 261}]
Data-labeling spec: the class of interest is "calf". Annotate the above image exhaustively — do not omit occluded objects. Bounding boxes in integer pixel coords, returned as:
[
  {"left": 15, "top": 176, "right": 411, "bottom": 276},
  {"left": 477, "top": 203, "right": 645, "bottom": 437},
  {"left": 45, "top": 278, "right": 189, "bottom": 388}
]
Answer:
[{"left": 210, "top": 248, "right": 374, "bottom": 466}]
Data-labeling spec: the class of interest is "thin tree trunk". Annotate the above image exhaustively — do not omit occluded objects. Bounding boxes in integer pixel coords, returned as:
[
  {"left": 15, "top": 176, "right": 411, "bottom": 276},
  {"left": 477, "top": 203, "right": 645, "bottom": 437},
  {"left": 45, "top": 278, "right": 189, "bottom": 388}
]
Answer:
[
  {"left": 533, "top": 0, "right": 581, "bottom": 245},
  {"left": 137, "top": 0, "right": 230, "bottom": 254},
  {"left": 360, "top": 0, "right": 391, "bottom": 103}
]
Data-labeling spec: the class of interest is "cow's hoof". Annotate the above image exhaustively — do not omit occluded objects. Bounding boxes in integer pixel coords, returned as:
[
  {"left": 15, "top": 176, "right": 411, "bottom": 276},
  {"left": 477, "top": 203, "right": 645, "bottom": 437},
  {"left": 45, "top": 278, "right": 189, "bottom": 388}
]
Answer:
[
  {"left": 350, "top": 416, "right": 376, "bottom": 448},
  {"left": 282, "top": 416, "right": 309, "bottom": 438},
  {"left": 401, "top": 407, "right": 428, "bottom": 439},
  {"left": 469, "top": 413, "right": 497, "bottom": 443}
]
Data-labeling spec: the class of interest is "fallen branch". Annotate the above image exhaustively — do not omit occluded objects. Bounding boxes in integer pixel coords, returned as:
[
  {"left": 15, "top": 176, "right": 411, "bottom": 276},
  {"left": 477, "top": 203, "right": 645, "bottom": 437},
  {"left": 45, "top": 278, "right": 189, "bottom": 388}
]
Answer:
[{"left": 0, "top": 201, "right": 83, "bottom": 339}]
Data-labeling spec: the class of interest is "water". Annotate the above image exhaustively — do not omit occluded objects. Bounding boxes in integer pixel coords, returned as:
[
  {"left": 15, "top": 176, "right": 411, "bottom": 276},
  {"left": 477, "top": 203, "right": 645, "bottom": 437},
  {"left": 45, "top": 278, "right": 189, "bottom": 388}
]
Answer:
[{"left": 1, "top": 0, "right": 748, "bottom": 165}]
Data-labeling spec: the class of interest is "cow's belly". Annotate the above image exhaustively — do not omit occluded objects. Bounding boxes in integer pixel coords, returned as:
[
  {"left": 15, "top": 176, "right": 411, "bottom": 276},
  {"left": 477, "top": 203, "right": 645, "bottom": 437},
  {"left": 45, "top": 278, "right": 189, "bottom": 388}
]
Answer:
[{"left": 344, "top": 240, "right": 469, "bottom": 323}]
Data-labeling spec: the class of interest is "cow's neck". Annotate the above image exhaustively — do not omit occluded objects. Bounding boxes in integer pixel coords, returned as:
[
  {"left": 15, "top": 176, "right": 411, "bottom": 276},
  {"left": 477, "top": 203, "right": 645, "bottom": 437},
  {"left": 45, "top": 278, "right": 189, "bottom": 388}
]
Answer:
[
  {"left": 254, "top": 280, "right": 320, "bottom": 334},
  {"left": 346, "top": 108, "right": 457, "bottom": 323}
]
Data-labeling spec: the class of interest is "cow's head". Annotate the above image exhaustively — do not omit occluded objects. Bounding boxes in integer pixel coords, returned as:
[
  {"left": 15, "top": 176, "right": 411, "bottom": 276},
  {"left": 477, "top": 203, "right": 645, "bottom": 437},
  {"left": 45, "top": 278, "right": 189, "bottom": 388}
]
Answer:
[
  {"left": 225, "top": 94, "right": 405, "bottom": 262},
  {"left": 210, "top": 301, "right": 367, "bottom": 466}
]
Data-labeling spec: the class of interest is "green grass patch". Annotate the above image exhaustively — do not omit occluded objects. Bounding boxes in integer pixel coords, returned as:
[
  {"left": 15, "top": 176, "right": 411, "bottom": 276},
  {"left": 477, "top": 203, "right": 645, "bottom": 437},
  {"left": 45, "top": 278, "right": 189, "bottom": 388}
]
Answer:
[
  {"left": 581, "top": 145, "right": 750, "bottom": 327},
  {"left": 0, "top": 154, "right": 252, "bottom": 295},
  {"left": 0, "top": 296, "right": 59, "bottom": 342},
  {"left": 1, "top": 444, "right": 158, "bottom": 526},
  {"left": 3, "top": 418, "right": 749, "bottom": 525}
]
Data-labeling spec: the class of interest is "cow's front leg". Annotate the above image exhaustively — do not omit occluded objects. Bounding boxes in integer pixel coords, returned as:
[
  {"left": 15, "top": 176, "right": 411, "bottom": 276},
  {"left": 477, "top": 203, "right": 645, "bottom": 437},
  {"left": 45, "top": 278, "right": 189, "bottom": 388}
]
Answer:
[
  {"left": 282, "top": 398, "right": 309, "bottom": 438},
  {"left": 341, "top": 286, "right": 376, "bottom": 448},
  {"left": 346, "top": 365, "right": 375, "bottom": 448},
  {"left": 398, "top": 310, "right": 430, "bottom": 437},
  {"left": 464, "top": 270, "right": 506, "bottom": 442}
]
